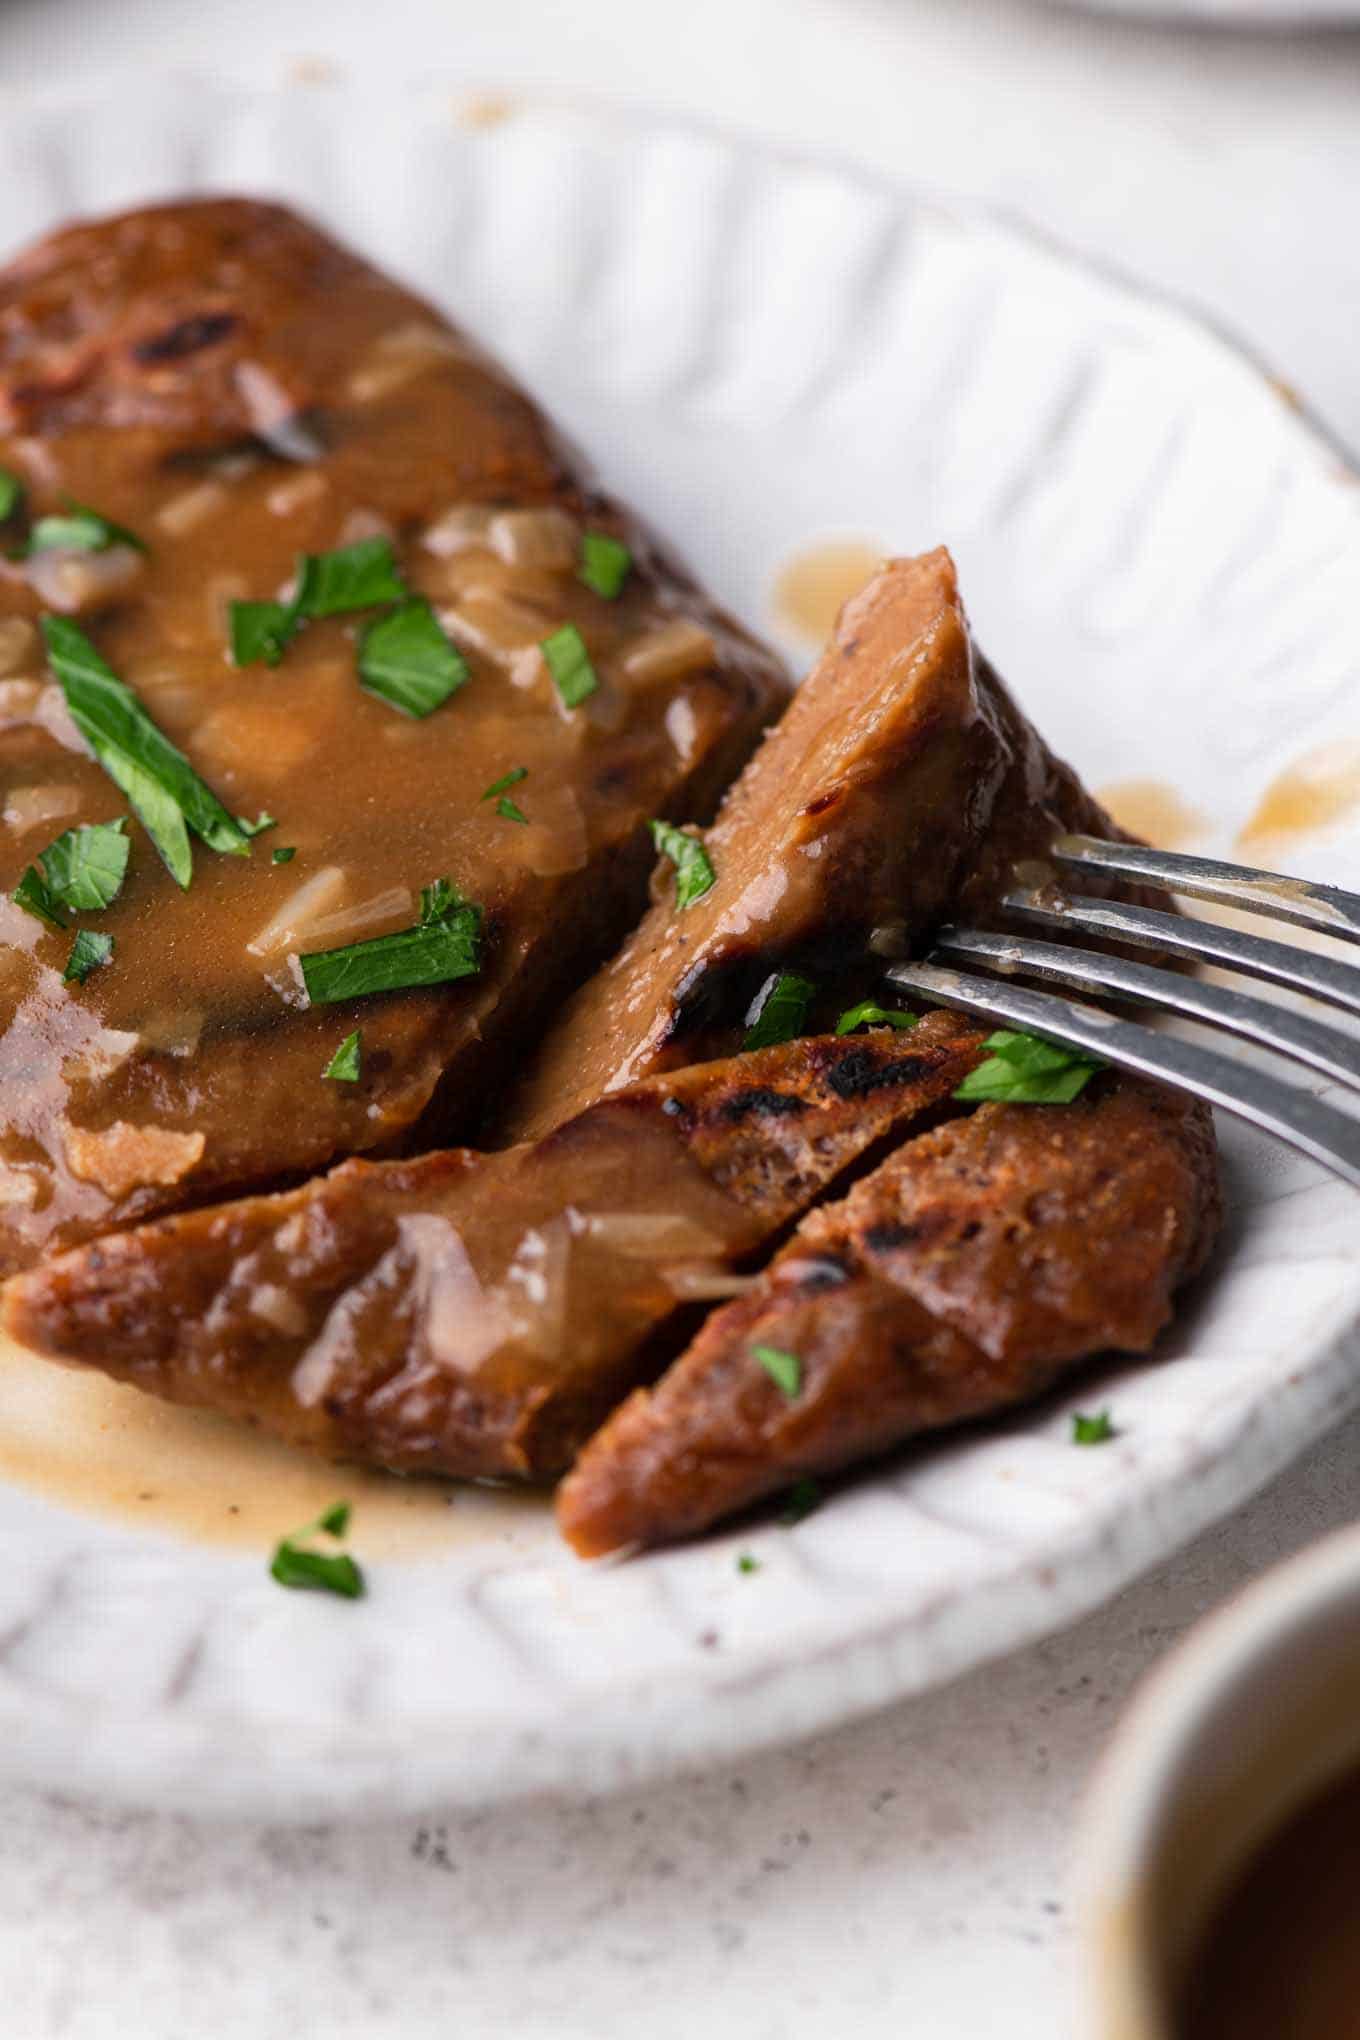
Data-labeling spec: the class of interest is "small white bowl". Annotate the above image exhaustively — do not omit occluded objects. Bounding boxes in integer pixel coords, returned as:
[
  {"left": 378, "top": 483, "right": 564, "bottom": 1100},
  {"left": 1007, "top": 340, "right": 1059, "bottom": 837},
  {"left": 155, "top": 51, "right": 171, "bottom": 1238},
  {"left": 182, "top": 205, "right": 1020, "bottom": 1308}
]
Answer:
[{"left": 1074, "top": 1520, "right": 1360, "bottom": 2038}]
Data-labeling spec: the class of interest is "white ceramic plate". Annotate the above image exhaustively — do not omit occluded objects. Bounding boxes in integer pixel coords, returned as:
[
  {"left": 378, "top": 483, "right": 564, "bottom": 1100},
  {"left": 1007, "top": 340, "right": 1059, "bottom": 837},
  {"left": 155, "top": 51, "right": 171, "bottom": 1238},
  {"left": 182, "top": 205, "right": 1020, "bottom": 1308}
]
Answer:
[
  {"left": 1056, "top": 0, "right": 1360, "bottom": 21},
  {"left": 1, "top": 79, "right": 1359, "bottom": 1821}
]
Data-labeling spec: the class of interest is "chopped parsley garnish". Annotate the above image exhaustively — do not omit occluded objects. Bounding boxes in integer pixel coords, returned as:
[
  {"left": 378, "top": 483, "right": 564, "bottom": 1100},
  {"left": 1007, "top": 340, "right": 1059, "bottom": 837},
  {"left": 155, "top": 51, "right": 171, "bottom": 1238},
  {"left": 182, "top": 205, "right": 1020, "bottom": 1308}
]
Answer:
[
  {"left": 1073, "top": 1410, "right": 1116, "bottom": 1446},
  {"left": 495, "top": 796, "right": 528, "bottom": 824},
  {"left": 300, "top": 879, "right": 482, "bottom": 1005},
  {"left": 39, "top": 818, "right": 130, "bottom": 913},
  {"left": 541, "top": 622, "right": 599, "bottom": 708},
  {"left": 736, "top": 1553, "right": 760, "bottom": 1576},
  {"left": 26, "top": 499, "right": 145, "bottom": 556},
  {"left": 13, "top": 817, "right": 130, "bottom": 929},
  {"left": 230, "top": 537, "right": 408, "bottom": 669},
  {"left": 649, "top": 819, "right": 715, "bottom": 911},
  {"left": 753, "top": 1344, "right": 802, "bottom": 1398},
  {"left": 230, "top": 600, "right": 295, "bottom": 669},
  {"left": 0, "top": 469, "right": 23, "bottom": 522},
  {"left": 578, "top": 530, "right": 632, "bottom": 600},
  {"left": 481, "top": 766, "right": 528, "bottom": 802},
  {"left": 12, "top": 865, "right": 65, "bottom": 930},
  {"left": 42, "top": 616, "right": 248, "bottom": 888},
  {"left": 237, "top": 812, "right": 276, "bottom": 837},
  {"left": 954, "top": 1029, "right": 1101, "bottom": 1106},
  {"left": 322, "top": 1029, "right": 363, "bottom": 1083},
  {"left": 358, "top": 596, "right": 470, "bottom": 718},
  {"left": 780, "top": 1477, "right": 823, "bottom": 1526},
  {"left": 269, "top": 1500, "right": 365, "bottom": 1600},
  {"left": 419, "top": 876, "right": 462, "bottom": 924},
  {"left": 742, "top": 972, "right": 815, "bottom": 1051},
  {"left": 63, "top": 929, "right": 114, "bottom": 985},
  {"left": 294, "top": 535, "right": 405, "bottom": 619},
  {"left": 272, "top": 845, "right": 297, "bottom": 865},
  {"left": 835, "top": 1001, "right": 917, "bottom": 1036}
]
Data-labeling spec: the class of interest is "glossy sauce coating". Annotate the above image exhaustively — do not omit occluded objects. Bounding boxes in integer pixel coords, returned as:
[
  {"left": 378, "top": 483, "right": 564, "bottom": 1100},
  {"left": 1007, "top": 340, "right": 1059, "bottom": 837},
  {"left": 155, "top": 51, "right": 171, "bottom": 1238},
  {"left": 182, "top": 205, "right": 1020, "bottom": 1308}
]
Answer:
[{"left": 0, "top": 199, "right": 787, "bottom": 1267}]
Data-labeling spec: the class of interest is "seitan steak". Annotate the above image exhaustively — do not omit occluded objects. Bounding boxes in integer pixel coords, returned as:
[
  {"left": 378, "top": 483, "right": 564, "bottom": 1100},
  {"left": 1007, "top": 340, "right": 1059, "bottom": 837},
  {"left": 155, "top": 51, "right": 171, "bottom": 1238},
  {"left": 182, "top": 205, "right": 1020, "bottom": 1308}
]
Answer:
[{"left": 0, "top": 198, "right": 787, "bottom": 1270}]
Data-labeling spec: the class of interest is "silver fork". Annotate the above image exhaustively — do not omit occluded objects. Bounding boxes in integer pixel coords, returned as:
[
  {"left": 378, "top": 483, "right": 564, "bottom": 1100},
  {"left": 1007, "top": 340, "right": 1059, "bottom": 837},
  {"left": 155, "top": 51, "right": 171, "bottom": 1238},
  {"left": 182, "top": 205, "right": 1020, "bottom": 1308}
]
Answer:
[{"left": 884, "top": 833, "right": 1360, "bottom": 1188}]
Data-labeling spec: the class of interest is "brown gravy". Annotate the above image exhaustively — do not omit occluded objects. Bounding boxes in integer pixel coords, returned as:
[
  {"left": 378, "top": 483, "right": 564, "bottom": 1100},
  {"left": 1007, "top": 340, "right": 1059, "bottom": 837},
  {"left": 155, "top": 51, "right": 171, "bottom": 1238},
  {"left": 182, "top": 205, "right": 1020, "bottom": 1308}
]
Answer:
[
  {"left": 1095, "top": 779, "right": 1206, "bottom": 852},
  {"left": 1179, "top": 1764, "right": 1360, "bottom": 2038},
  {"left": 1237, "top": 745, "right": 1360, "bottom": 853},
  {"left": 772, "top": 540, "right": 884, "bottom": 645},
  {"left": 0, "top": 1326, "right": 541, "bottom": 1556}
]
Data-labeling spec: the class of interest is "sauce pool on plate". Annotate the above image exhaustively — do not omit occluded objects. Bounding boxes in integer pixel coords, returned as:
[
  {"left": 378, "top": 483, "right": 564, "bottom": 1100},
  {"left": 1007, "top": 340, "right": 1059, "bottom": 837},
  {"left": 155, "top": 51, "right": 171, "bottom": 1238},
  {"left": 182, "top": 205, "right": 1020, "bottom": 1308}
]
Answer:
[{"left": 1179, "top": 1763, "right": 1360, "bottom": 2038}]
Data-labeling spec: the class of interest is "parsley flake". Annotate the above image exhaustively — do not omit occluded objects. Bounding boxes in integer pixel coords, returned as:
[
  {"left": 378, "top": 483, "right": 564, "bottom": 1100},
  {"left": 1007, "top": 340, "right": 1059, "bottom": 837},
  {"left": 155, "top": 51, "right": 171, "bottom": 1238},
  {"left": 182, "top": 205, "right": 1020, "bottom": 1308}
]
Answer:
[
  {"left": 323, "top": 1029, "right": 362, "bottom": 1082},
  {"left": 541, "top": 622, "right": 598, "bottom": 708},
  {"left": 39, "top": 818, "right": 130, "bottom": 913},
  {"left": 42, "top": 617, "right": 248, "bottom": 887},
  {"left": 481, "top": 766, "right": 528, "bottom": 803},
  {"left": 743, "top": 972, "right": 815, "bottom": 1051},
  {"left": 294, "top": 535, "right": 405, "bottom": 619},
  {"left": 954, "top": 1029, "right": 1102, "bottom": 1106},
  {"left": 835, "top": 1001, "right": 917, "bottom": 1036},
  {"left": 301, "top": 880, "right": 482, "bottom": 1005},
  {"left": 269, "top": 1501, "right": 365, "bottom": 1600},
  {"left": 0, "top": 469, "right": 23, "bottom": 522},
  {"left": 579, "top": 530, "right": 632, "bottom": 600},
  {"left": 649, "top": 819, "right": 715, "bottom": 911},
  {"left": 13, "top": 817, "right": 130, "bottom": 928},
  {"left": 358, "top": 596, "right": 470, "bottom": 718},
  {"left": 272, "top": 845, "right": 297, "bottom": 866},
  {"left": 230, "top": 600, "right": 295, "bottom": 669},
  {"left": 736, "top": 1553, "right": 760, "bottom": 1576},
  {"left": 63, "top": 929, "right": 114, "bottom": 985},
  {"left": 12, "top": 865, "right": 65, "bottom": 931},
  {"left": 1073, "top": 1410, "right": 1116, "bottom": 1446},
  {"left": 753, "top": 1344, "right": 802, "bottom": 1398}
]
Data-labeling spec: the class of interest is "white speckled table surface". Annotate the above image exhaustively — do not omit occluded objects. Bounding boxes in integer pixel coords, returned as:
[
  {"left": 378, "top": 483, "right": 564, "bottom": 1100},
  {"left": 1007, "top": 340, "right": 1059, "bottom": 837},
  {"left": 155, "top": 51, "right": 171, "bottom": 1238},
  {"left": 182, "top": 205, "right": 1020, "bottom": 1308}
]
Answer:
[{"left": 2, "top": 1, "right": 1358, "bottom": 2033}]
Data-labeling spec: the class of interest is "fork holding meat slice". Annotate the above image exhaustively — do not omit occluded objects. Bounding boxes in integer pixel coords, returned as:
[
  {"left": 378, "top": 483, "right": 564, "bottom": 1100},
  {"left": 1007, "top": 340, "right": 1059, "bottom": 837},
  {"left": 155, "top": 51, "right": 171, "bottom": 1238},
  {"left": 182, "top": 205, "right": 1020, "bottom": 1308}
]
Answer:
[{"left": 499, "top": 547, "right": 1152, "bottom": 1142}]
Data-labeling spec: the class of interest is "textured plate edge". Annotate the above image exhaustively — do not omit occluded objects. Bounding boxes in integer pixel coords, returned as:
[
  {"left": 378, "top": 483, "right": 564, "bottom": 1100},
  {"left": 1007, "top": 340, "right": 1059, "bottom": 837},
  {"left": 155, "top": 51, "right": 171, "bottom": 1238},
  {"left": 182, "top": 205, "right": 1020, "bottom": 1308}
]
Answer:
[{"left": 0, "top": 79, "right": 1355, "bottom": 1816}]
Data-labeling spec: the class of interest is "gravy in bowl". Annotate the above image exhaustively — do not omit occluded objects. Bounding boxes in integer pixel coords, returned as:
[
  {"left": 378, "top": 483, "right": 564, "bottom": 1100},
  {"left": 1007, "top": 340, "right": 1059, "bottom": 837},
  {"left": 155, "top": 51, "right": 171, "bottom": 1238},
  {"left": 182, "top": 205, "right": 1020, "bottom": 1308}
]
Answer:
[{"left": 1180, "top": 1764, "right": 1360, "bottom": 2038}]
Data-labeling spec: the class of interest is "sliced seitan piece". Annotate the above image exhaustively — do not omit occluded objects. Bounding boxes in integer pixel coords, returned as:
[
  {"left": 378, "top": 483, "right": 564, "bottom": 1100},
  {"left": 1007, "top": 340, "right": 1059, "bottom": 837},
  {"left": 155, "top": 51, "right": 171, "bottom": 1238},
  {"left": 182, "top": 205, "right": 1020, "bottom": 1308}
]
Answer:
[
  {"left": 499, "top": 549, "right": 1147, "bottom": 1142},
  {"left": 0, "top": 198, "right": 787, "bottom": 1270},
  {"left": 4, "top": 1014, "right": 990, "bottom": 1481},
  {"left": 557, "top": 1076, "right": 1222, "bottom": 1555}
]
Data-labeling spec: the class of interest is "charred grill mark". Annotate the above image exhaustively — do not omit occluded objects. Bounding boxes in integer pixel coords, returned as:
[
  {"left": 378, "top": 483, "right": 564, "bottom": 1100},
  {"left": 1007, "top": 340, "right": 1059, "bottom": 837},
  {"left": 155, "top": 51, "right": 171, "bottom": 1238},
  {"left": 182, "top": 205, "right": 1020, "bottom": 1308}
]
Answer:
[
  {"left": 801, "top": 786, "right": 843, "bottom": 819},
  {"left": 133, "top": 311, "right": 238, "bottom": 362},
  {"left": 716, "top": 1088, "right": 807, "bottom": 1124},
  {"left": 863, "top": 1220, "right": 915, "bottom": 1253},
  {"left": 826, "top": 1050, "right": 930, "bottom": 1100}
]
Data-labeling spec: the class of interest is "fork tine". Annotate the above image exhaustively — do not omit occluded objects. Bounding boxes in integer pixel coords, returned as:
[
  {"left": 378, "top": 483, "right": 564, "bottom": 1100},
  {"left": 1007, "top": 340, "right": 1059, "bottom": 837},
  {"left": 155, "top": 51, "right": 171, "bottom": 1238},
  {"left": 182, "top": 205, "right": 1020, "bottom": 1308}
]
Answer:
[
  {"left": 932, "top": 925, "right": 1360, "bottom": 1095},
  {"left": 885, "top": 959, "right": 1360, "bottom": 1189},
  {"left": 1004, "top": 889, "right": 1360, "bottom": 1019},
  {"left": 1053, "top": 832, "right": 1360, "bottom": 944}
]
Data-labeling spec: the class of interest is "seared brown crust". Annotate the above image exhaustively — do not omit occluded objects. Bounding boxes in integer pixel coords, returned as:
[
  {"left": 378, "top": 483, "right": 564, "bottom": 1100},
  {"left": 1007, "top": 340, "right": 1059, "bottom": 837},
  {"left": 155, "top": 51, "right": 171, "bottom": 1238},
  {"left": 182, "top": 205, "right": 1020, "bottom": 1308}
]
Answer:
[
  {"left": 557, "top": 1078, "right": 1222, "bottom": 1555},
  {"left": 499, "top": 552, "right": 1150, "bottom": 1142},
  {"left": 4, "top": 1014, "right": 989, "bottom": 1481},
  {"left": 0, "top": 199, "right": 787, "bottom": 1269}
]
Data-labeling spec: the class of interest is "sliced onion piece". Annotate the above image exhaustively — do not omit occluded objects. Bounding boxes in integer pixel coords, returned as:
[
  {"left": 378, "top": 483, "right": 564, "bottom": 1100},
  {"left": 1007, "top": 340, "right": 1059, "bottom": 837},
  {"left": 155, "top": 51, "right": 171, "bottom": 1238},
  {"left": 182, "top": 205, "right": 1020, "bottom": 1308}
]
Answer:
[
  {"left": 247, "top": 865, "right": 349, "bottom": 959},
  {"left": 423, "top": 505, "right": 494, "bottom": 559},
  {"left": 621, "top": 618, "right": 715, "bottom": 687},
  {"left": 156, "top": 480, "right": 229, "bottom": 537},
  {"left": 488, "top": 507, "right": 578, "bottom": 571},
  {"left": 300, "top": 885, "right": 414, "bottom": 949},
  {"left": 23, "top": 544, "right": 144, "bottom": 614},
  {"left": 3, "top": 783, "right": 82, "bottom": 833}
]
